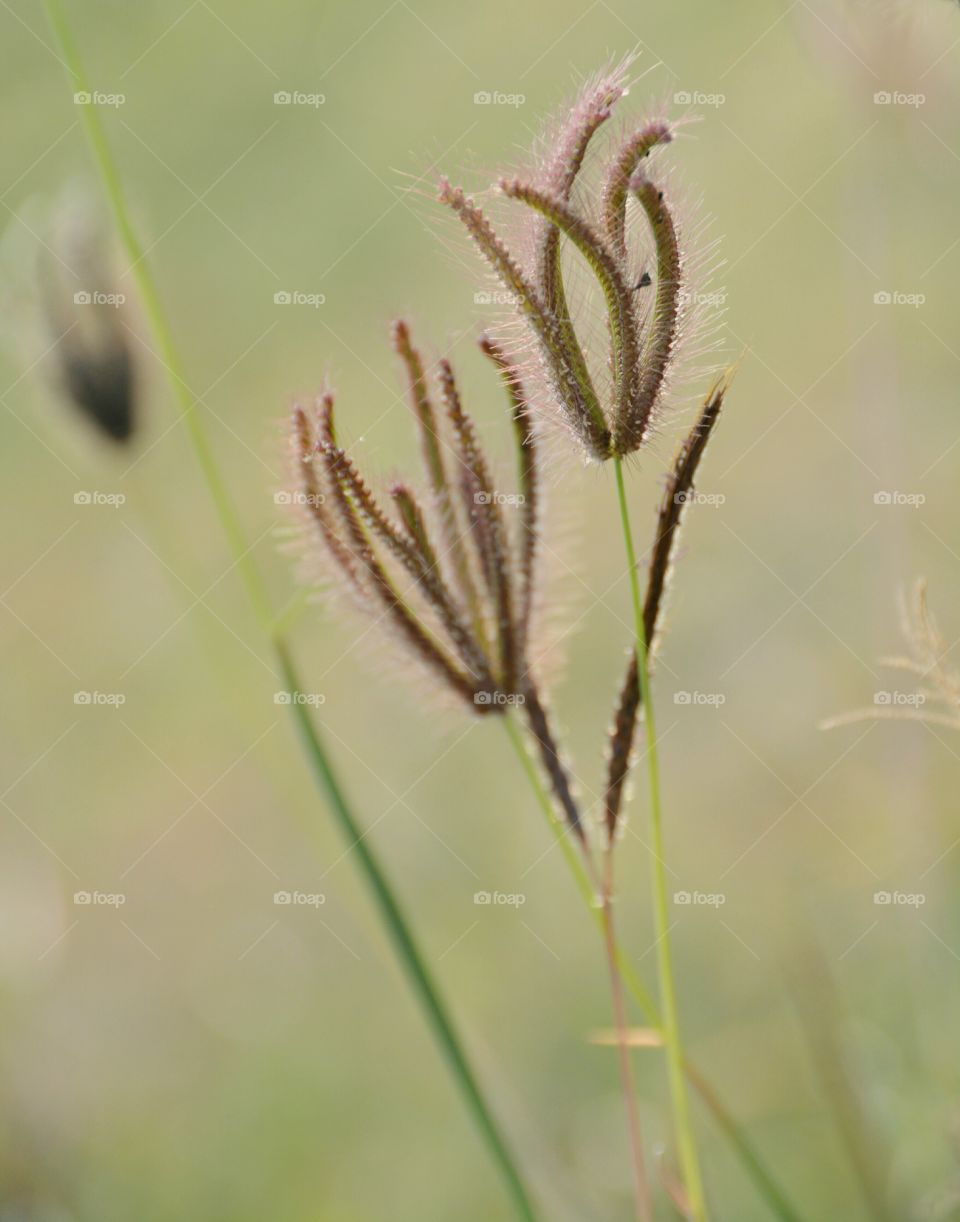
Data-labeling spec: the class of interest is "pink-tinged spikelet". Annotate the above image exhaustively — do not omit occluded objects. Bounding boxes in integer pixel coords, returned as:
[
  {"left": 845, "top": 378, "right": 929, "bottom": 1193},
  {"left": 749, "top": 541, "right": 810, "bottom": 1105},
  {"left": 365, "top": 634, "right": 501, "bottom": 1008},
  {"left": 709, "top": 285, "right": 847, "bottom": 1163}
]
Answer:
[
  {"left": 438, "top": 60, "right": 722, "bottom": 464},
  {"left": 286, "top": 324, "right": 585, "bottom": 840}
]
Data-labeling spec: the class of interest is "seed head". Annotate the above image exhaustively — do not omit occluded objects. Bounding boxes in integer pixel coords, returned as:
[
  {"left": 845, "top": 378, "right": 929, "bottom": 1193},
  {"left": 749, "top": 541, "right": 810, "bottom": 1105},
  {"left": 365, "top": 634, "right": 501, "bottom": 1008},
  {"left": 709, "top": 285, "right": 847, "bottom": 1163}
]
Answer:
[
  {"left": 439, "top": 60, "right": 708, "bottom": 462},
  {"left": 288, "top": 324, "right": 542, "bottom": 716}
]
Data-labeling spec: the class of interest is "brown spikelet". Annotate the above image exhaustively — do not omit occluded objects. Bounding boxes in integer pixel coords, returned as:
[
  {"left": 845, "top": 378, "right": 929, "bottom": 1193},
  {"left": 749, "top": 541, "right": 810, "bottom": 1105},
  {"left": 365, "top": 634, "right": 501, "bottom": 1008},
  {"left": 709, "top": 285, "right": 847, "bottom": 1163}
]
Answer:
[
  {"left": 604, "top": 374, "right": 728, "bottom": 839},
  {"left": 392, "top": 320, "right": 446, "bottom": 492},
  {"left": 479, "top": 336, "right": 538, "bottom": 660},
  {"left": 523, "top": 688, "right": 585, "bottom": 842},
  {"left": 438, "top": 178, "right": 610, "bottom": 461},
  {"left": 536, "top": 64, "right": 628, "bottom": 313},
  {"left": 391, "top": 320, "right": 488, "bottom": 647},
  {"left": 601, "top": 121, "right": 673, "bottom": 258},
  {"left": 316, "top": 399, "right": 479, "bottom": 707},
  {"left": 390, "top": 482, "right": 442, "bottom": 574},
  {"left": 335, "top": 446, "right": 491, "bottom": 683},
  {"left": 439, "top": 360, "right": 517, "bottom": 692},
  {"left": 500, "top": 178, "right": 639, "bottom": 450},
  {"left": 615, "top": 172, "right": 683, "bottom": 455},
  {"left": 292, "top": 400, "right": 364, "bottom": 592}
]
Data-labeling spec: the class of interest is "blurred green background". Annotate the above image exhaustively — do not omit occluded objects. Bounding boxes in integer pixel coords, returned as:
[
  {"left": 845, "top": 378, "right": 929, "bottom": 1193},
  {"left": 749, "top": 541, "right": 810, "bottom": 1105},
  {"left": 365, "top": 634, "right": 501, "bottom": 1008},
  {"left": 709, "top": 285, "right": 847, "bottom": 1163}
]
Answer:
[{"left": 2, "top": 0, "right": 960, "bottom": 1218}]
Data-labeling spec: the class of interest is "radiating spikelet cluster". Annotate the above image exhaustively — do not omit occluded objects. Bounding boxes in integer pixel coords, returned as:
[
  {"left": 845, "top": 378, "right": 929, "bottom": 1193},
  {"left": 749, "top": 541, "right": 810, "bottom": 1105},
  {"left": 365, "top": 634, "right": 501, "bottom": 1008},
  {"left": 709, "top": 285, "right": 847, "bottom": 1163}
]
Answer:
[
  {"left": 438, "top": 58, "right": 722, "bottom": 464},
  {"left": 289, "top": 322, "right": 540, "bottom": 717}
]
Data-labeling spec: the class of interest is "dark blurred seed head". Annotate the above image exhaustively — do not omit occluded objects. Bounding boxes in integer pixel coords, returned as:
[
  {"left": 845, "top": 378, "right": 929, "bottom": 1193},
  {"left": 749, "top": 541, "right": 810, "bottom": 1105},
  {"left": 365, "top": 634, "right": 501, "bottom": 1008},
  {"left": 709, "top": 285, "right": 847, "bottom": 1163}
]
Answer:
[
  {"left": 41, "top": 190, "right": 136, "bottom": 444},
  {"left": 0, "top": 184, "right": 137, "bottom": 444},
  {"left": 57, "top": 326, "right": 134, "bottom": 442}
]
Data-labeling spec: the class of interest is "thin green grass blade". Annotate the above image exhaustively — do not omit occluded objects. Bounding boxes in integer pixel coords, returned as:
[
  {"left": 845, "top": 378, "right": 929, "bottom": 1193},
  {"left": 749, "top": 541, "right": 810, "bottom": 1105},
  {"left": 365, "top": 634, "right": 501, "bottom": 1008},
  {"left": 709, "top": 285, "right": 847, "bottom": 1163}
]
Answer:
[
  {"left": 276, "top": 642, "right": 538, "bottom": 1221},
  {"left": 41, "top": 5, "right": 538, "bottom": 1215}
]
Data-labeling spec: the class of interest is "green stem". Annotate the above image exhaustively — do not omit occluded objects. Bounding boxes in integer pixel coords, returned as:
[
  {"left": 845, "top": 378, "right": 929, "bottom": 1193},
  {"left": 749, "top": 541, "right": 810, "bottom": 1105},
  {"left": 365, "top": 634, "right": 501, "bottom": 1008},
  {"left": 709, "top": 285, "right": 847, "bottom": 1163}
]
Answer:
[
  {"left": 501, "top": 715, "right": 804, "bottom": 1222},
  {"left": 613, "top": 454, "right": 707, "bottom": 1220},
  {"left": 276, "top": 641, "right": 537, "bottom": 1221},
  {"left": 505, "top": 713, "right": 650, "bottom": 1217},
  {"left": 43, "top": 4, "right": 538, "bottom": 1216},
  {"left": 600, "top": 877, "right": 653, "bottom": 1222}
]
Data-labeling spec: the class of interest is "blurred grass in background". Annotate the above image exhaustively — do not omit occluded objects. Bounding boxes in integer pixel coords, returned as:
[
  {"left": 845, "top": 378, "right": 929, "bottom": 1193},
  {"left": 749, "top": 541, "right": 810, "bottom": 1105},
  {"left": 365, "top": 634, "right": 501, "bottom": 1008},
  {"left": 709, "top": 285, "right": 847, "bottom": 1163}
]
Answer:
[{"left": 1, "top": 0, "right": 960, "bottom": 1218}]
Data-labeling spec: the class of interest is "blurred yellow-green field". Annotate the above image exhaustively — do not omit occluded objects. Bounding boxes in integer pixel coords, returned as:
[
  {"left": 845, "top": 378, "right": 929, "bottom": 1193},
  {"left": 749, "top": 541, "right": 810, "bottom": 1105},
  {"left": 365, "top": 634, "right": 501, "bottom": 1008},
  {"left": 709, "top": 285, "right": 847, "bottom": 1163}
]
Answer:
[{"left": 2, "top": 1, "right": 960, "bottom": 1218}]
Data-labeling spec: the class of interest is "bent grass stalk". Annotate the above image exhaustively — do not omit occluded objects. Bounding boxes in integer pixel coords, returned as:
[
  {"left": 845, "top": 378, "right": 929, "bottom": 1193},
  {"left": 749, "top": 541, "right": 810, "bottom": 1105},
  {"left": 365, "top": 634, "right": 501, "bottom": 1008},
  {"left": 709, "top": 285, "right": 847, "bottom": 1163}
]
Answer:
[
  {"left": 42, "top": 3, "right": 538, "bottom": 1217},
  {"left": 502, "top": 714, "right": 805, "bottom": 1222},
  {"left": 613, "top": 455, "right": 707, "bottom": 1221},
  {"left": 501, "top": 719, "right": 651, "bottom": 1220}
]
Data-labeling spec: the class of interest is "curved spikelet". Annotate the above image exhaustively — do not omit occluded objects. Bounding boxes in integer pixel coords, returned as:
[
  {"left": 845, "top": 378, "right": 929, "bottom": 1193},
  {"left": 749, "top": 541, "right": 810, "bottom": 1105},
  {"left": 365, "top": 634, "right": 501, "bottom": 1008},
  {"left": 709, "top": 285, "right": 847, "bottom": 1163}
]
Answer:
[
  {"left": 614, "top": 171, "right": 684, "bottom": 455},
  {"left": 438, "top": 178, "right": 610, "bottom": 460},
  {"left": 601, "top": 120, "right": 673, "bottom": 258},
  {"left": 536, "top": 59, "right": 631, "bottom": 315},
  {"left": 499, "top": 178, "right": 639, "bottom": 453}
]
